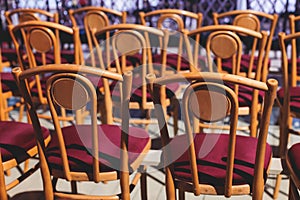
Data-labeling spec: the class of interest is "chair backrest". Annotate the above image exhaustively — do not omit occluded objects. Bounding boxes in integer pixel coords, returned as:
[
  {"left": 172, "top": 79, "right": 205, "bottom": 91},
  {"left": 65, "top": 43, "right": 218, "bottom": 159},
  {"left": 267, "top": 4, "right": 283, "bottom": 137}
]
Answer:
[
  {"left": 213, "top": 10, "right": 278, "bottom": 81},
  {"left": 278, "top": 30, "right": 300, "bottom": 157},
  {"left": 90, "top": 24, "right": 168, "bottom": 123},
  {"left": 69, "top": 6, "right": 126, "bottom": 49},
  {"left": 69, "top": 6, "right": 127, "bottom": 29},
  {"left": 147, "top": 72, "right": 278, "bottom": 198},
  {"left": 90, "top": 23, "right": 168, "bottom": 73},
  {"left": 183, "top": 25, "right": 268, "bottom": 81},
  {"left": 8, "top": 21, "right": 82, "bottom": 69},
  {"left": 8, "top": 20, "right": 82, "bottom": 108},
  {"left": 5, "top": 8, "right": 59, "bottom": 25},
  {"left": 12, "top": 64, "right": 133, "bottom": 198},
  {"left": 139, "top": 9, "right": 202, "bottom": 72},
  {"left": 288, "top": 14, "right": 300, "bottom": 87}
]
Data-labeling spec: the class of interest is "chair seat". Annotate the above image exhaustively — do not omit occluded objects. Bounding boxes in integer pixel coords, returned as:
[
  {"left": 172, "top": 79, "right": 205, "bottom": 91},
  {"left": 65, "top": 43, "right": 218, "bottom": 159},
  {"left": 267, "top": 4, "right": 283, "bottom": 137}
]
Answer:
[
  {"left": 170, "top": 133, "right": 272, "bottom": 186},
  {"left": 287, "top": 143, "right": 300, "bottom": 180},
  {"left": 226, "top": 83, "right": 264, "bottom": 107},
  {"left": 0, "top": 121, "right": 50, "bottom": 163},
  {"left": 46, "top": 124, "right": 151, "bottom": 172},
  {"left": 111, "top": 75, "right": 180, "bottom": 102},
  {"left": 277, "top": 87, "right": 300, "bottom": 113},
  {"left": 222, "top": 55, "right": 271, "bottom": 74},
  {"left": 1, "top": 72, "right": 20, "bottom": 94},
  {"left": 153, "top": 53, "right": 191, "bottom": 71},
  {"left": 287, "top": 58, "right": 300, "bottom": 74}
]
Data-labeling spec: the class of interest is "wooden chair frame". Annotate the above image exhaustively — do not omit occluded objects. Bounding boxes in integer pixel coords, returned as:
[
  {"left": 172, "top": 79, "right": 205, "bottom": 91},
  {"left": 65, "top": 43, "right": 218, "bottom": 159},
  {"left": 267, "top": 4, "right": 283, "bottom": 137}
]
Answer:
[
  {"left": 183, "top": 25, "right": 268, "bottom": 137},
  {"left": 147, "top": 72, "right": 278, "bottom": 200},
  {"left": 69, "top": 6, "right": 126, "bottom": 66},
  {"left": 213, "top": 9, "right": 278, "bottom": 82},
  {"left": 12, "top": 64, "right": 150, "bottom": 200},
  {"left": 5, "top": 8, "right": 59, "bottom": 25},
  {"left": 139, "top": 9, "right": 202, "bottom": 73},
  {"left": 8, "top": 21, "right": 84, "bottom": 124},
  {"left": 89, "top": 23, "right": 177, "bottom": 130}
]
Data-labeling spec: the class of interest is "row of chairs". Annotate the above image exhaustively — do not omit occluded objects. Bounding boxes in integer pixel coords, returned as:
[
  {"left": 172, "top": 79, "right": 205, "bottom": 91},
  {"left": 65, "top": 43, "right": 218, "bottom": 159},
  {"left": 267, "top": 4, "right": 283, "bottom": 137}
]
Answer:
[
  {"left": 0, "top": 6, "right": 300, "bottom": 200},
  {"left": 3, "top": 63, "right": 277, "bottom": 199}
]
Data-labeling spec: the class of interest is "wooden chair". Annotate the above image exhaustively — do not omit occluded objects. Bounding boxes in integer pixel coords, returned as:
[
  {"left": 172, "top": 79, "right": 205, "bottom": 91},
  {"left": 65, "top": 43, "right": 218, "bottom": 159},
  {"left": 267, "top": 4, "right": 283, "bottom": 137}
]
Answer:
[
  {"left": 80, "top": 9, "right": 132, "bottom": 69},
  {"left": 5, "top": 8, "right": 59, "bottom": 25},
  {"left": 69, "top": 6, "right": 126, "bottom": 62},
  {"left": 12, "top": 64, "right": 151, "bottom": 200},
  {"left": 285, "top": 142, "right": 300, "bottom": 200},
  {"left": 0, "top": 9, "right": 60, "bottom": 121},
  {"left": 90, "top": 23, "right": 180, "bottom": 133},
  {"left": 0, "top": 121, "right": 50, "bottom": 200},
  {"left": 278, "top": 15, "right": 300, "bottom": 157},
  {"left": 183, "top": 25, "right": 268, "bottom": 137},
  {"left": 213, "top": 10, "right": 278, "bottom": 81},
  {"left": 147, "top": 72, "right": 278, "bottom": 200},
  {"left": 8, "top": 21, "right": 84, "bottom": 124},
  {"left": 139, "top": 9, "right": 202, "bottom": 73},
  {"left": 275, "top": 28, "right": 300, "bottom": 199}
]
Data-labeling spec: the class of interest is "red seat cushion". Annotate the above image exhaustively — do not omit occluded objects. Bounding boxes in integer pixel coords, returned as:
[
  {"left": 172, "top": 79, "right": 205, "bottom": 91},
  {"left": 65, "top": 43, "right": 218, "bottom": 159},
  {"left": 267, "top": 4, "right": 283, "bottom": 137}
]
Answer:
[
  {"left": 287, "top": 58, "right": 300, "bottom": 74},
  {"left": 277, "top": 87, "right": 300, "bottom": 113},
  {"left": 111, "top": 75, "right": 180, "bottom": 102},
  {"left": 153, "top": 53, "right": 191, "bottom": 71},
  {"left": 46, "top": 124, "right": 151, "bottom": 172},
  {"left": 1, "top": 72, "right": 20, "bottom": 94},
  {"left": 0, "top": 121, "right": 50, "bottom": 163},
  {"left": 287, "top": 143, "right": 300, "bottom": 179},
  {"left": 222, "top": 55, "right": 271, "bottom": 74},
  {"left": 169, "top": 133, "right": 272, "bottom": 186},
  {"left": 226, "top": 83, "right": 264, "bottom": 107}
]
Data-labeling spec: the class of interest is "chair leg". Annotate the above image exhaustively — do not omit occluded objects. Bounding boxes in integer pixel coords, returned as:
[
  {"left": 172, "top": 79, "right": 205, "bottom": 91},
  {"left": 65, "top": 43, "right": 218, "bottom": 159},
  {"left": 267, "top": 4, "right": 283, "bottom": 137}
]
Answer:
[
  {"left": 289, "top": 177, "right": 300, "bottom": 200},
  {"left": 71, "top": 181, "right": 77, "bottom": 194},
  {"left": 140, "top": 166, "right": 148, "bottom": 200},
  {"left": 178, "top": 188, "right": 185, "bottom": 200},
  {"left": 18, "top": 104, "right": 25, "bottom": 122},
  {"left": 23, "top": 159, "right": 29, "bottom": 172},
  {"left": 0, "top": 155, "right": 8, "bottom": 200},
  {"left": 172, "top": 97, "right": 179, "bottom": 136},
  {"left": 273, "top": 174, "right": 282, "bottom": 199},
  {"left": 165, "top": 167, "right": 176, "bottom": 200}
]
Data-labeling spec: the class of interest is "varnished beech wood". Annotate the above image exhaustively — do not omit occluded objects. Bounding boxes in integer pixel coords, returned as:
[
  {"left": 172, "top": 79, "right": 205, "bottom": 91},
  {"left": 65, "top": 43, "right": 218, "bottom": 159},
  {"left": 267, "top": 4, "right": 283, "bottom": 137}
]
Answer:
[
  {"left": 147, "top": 72, "right": 278, "bottom": 200},
  {"left": 213, "top": 12, "right": 279, "bottom": 198},
  {"left": 13, "top": 64, "right": 151, "bottom": 200},
  {"left": 213, "top": 10, "right": 278, "bottom": 82},
  {"left": 8, "top": 20, "right": 84, "bottom": 124},
  {"left": 0, "top": 126, "right": 51, "bottom": 200},
  {"left": 277, "top": 19, "right": 300, "bottom": 199},
  {"left": 139, "top": 9, "right": 202, "bottom": 72},
  {"left": 89, "top": 23, "right": 176, "bottom": 132},
  {"left": 69, "top": 6, "right": 127, "bottom": 68},
  {"left": 5, "top": 8, "right": 59, "bottom": 25},
  {"left": 1, "top": 9, "right": 59, "bottom": 122},
  {"left": 183, "top": 25, "right": 268, "bottom": 137}
]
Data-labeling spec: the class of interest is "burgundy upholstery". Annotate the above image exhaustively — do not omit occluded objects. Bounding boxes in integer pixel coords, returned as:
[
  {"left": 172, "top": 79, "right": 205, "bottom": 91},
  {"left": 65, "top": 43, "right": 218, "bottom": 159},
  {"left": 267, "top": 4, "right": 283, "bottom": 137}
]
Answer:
[
  {"left": 153, "top": 53, "right": 191, "bottom": 71},
  {"left": 287, "top": 58, "right": 300, "bottom": 74},
  {"left": 226, "top": 83, "right": 264, "bottom": 107},
  {"left": 46, "top": 124, "right": 150, "bottom": 172},
  {"left": 1, "top": 48, "right": 18, "bottom": 65},
  {"left": 0, "top": 121, "right": 50, "bottom": 163},
  {"left": 287, "top": 143, "right": 300, "bottom": 180},
  {"left": 169, "top": 133, "right": 272, "bottom": 186},
  {"left": 1, "top": 72, "right": 20, "bottom": 94},
  {"left": 222, "top": 55, "right": 271, "bottom": 74},
  {"left": 111, "top": 75, "right": 180, "bottom": 102},
  {"left": 277, "top": 87, "right": 300, "bottom": 113}
]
